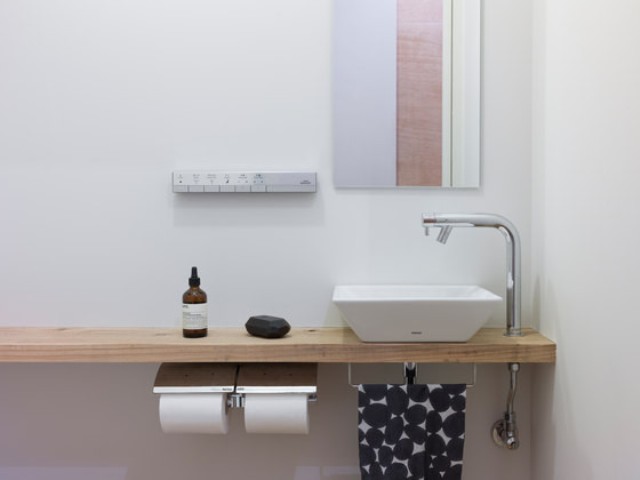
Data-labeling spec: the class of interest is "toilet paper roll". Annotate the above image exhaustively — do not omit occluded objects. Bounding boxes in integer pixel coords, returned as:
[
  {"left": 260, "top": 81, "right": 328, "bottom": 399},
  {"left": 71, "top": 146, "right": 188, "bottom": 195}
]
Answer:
[
  {"left": 159, "top": 393, "right": 229, "bottom": 434},
  {"left": 244, "top": 393, "right": 310, "bottom": 434}
]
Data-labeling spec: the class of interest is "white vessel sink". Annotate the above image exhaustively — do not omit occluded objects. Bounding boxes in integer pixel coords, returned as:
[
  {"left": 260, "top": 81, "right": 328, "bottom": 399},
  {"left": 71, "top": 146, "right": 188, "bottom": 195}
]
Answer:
[{"left": 332, "top": 285, "right": 502, "bottom": 343}]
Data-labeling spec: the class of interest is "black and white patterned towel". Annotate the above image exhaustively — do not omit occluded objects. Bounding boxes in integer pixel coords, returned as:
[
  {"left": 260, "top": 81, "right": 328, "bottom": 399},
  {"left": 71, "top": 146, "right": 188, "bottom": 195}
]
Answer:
[{"left": 358, "top": 384, "right": 466, "bottom": 480}]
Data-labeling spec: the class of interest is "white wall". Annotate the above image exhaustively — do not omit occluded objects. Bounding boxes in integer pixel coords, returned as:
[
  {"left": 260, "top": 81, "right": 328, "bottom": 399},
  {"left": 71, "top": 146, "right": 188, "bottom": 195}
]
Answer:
[
  {"left": 531, "top": 0, "right": 640, "bottom": 478},
  {"left": 0, "top": 1, "right": 534, "bottom": 478}
]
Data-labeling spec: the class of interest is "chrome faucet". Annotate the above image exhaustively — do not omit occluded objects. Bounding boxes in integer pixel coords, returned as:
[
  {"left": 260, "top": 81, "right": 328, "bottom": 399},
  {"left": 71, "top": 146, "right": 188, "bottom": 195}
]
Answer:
[{"left": 422, "top": 213, "right": 522, "bottom": 337}]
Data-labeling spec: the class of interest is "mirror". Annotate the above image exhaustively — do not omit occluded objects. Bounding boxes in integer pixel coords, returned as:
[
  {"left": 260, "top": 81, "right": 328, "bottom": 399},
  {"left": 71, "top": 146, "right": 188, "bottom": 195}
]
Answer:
[{"left": 332, "top": 0, "right": 481, "bottom": 188}]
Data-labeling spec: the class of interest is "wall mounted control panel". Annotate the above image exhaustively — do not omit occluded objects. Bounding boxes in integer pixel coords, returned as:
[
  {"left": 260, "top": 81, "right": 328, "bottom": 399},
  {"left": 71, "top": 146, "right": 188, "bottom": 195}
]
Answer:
[{"left": 172, "top": 171, "right": 317, "bottom": 193}]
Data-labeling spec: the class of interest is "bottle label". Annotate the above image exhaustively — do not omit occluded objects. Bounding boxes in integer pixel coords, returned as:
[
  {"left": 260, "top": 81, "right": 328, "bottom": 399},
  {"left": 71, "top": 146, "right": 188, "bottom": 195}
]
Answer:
[{"left": 182, "top": 303, "right": 208, "bottom": 330}]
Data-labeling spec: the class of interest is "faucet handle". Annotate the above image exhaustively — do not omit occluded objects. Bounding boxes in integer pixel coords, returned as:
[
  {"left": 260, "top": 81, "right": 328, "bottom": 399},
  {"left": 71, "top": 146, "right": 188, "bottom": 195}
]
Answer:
[{"left": 436, "top": 226, "right": 453, "bottom": 244}]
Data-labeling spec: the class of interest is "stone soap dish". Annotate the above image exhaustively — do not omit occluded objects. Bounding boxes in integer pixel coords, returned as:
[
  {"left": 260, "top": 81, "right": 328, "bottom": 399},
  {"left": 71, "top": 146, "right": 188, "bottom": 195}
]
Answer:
[{"left": 245, "top": 315, "right": 291, "bottom": 339}]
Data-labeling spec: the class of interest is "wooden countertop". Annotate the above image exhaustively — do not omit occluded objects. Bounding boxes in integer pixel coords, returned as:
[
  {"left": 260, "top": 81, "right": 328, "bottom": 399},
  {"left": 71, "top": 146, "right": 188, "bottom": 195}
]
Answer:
[{"left": 0, "top": 327, "right": 555, "bottom": 364}]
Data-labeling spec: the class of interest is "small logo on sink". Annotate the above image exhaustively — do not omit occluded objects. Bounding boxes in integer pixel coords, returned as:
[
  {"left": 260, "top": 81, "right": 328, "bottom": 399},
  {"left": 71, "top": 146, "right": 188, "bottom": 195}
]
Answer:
[{"left": 411, "top": 331, "right": 423, "bottom": 335}]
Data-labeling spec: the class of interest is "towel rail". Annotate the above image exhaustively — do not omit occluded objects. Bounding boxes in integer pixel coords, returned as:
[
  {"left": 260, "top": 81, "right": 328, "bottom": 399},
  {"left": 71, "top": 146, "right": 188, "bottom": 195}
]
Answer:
[{"left": 347, "top": 362, "right": 477, "bottom": 388}]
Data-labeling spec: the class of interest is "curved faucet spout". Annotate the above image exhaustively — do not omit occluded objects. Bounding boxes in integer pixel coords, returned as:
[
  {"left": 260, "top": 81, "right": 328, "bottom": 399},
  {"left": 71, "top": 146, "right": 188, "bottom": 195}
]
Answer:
[{"left": 422, "top": 213, "right": 522, "bottom": 337}]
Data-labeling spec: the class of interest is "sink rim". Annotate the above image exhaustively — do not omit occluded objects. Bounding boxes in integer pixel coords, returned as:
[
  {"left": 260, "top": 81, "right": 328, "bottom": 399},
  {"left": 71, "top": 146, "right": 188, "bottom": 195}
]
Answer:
[{"left": 332, "top": 284, "right": 503, "bottom": 302}]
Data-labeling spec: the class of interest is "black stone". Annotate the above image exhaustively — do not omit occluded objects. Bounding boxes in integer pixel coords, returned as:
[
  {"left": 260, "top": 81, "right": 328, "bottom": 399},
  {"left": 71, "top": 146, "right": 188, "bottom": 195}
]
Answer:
[
  {"left": 408, "top": 451, "right": 426, "bottom": 477},
  {"left": 368, "top": 463, "right": 384, "bottom": 480},
  {"left": 405, "top": 424, "right": 427, "bottom": 445},
  {"left": 429, "top": 387, "right": 452, "bottom": 412},
  {"left": 407, "top": 384, "right": 429, "bottom": 403},
  {"left": 386, "top": 386, "right": 410, "bottom": 416},
  {"left": 426, "top": 468, "right": 441, "bottom": 480},
  {"left": 360, "top": 445, "right": 377, "bottom": 467},
  {"left": 245, "top": 315, "right": 291, "bottom": 338},
  {"left": 393, "top": 438, "right": 415, "bottom": 460},
  {"left": 446, "top": 437, "right": 465, "bottom": 462},
  {"left": 442, "top": 384, "right": 466, "bottom": 396},
  {"left": 426, "top": 433, "right": 446, "bottom": 457},
  {"left": 451, "top": 394, "right": 466, "bottom": 412},
  {"left": 405, "top": 404, "right": 427, "bottom": 425},
  {"left": 384, "top": 416, "right": 405, "bottom": 444},
  {"left": 359, "top": 389, "right": 372, "bottom": 407},
  {"left": 425, "top": 410, "right": 443, "bottom": 434},
  {"left": 442, "top": 412, "right": 465, "bottom": 439},
  {"left": 432, "top": 455, "right": 451, "bottom": 472},
  {"left": 378, "top": 446, "right": 394, "bottom": 467},
  {"left": 362, "top": 384, "right": 389, "bottom": 401},
  {"left": 362, "top": 403, "right": 392, "bottom": 429},
  {"left": 384, "top": 463, "right": 409, "bottom": 480},
  {"left": 365, "top": 428, "right": 386, "bottom": 449}
]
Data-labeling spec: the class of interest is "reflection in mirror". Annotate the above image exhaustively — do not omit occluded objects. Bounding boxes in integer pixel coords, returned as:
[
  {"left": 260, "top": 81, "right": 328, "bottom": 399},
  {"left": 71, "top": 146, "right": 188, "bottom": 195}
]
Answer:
[{"left": 332, "top": 0, "right": 481, "bottom": 188}]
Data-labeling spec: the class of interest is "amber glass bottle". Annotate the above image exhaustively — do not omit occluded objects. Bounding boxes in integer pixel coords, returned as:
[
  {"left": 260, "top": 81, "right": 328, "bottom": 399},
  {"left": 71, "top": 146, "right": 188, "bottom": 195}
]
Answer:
[{"left": 182, "top": 267, "right": 208, "bottom": 338}]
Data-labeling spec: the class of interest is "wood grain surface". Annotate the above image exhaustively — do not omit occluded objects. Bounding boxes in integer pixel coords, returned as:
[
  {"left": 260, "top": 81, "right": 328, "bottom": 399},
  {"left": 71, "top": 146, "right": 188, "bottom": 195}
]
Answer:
[{"left": 0, "top": 327, "right": 555, "bottom": 364}]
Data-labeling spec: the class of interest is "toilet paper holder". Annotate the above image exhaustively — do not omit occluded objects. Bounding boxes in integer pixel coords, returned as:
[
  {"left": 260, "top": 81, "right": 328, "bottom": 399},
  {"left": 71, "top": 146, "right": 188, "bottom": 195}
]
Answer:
[{"left": 153, "top": 362, "right": 318, "bottom": 408}]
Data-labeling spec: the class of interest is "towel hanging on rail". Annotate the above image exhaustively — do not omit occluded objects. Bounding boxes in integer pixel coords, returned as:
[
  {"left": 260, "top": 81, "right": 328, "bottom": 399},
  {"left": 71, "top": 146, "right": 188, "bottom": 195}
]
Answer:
[{"left": 357, "top": 384, "right": 466, "bottom": 480}]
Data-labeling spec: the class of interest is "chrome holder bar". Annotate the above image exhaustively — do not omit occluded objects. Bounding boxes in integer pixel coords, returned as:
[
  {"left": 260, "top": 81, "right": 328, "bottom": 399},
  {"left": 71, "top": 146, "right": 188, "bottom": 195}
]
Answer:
[
  {"left": 348, "top": 363, "right": 477, "bottom": 388},
  {"left": 226, "top": 392, "right": 317, "bottom": 409}
]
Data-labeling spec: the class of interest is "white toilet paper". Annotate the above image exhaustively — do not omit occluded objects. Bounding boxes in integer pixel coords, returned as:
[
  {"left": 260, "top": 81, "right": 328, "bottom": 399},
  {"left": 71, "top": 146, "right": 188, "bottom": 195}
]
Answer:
[
  {"left": 159, "top": 393, "right": 229, "bottom": 434},
  {"left": 243, "top": 393, "right": 310, "bottom": 434}
]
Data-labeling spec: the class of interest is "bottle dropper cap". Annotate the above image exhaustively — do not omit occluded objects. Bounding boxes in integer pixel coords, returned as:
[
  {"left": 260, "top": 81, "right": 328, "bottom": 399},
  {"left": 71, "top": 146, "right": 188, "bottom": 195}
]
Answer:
[{"left": 189, "top": 266, "right": 200, "bottom": 287}]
